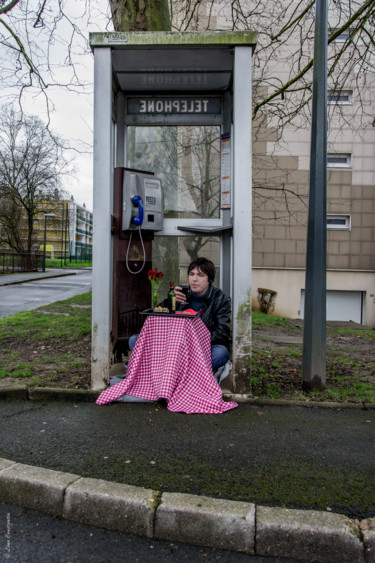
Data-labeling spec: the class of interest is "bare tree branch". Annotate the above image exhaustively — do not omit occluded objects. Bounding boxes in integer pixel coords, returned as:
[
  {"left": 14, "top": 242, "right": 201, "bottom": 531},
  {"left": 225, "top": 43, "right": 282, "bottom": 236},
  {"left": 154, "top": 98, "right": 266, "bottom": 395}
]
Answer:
[
  {"left": 252, "top": 0, "right": 375, "bottom": 119},
  {"left": 0, "top": 0, "right": 21, "bottom": 16},
  {"left": 33, "top": 0, "right": 47, "bottom": 28},
  {"left": 0, "top": 16, "right": 46, "bottom": 85},
  {"left": 271, "top": 1, "right": 315, "bottom": 41}
]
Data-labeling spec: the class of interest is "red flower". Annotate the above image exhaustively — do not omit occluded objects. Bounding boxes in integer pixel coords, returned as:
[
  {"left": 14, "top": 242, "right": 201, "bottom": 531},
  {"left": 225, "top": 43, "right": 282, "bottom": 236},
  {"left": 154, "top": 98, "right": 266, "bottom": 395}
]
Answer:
[{"left": 148, "top": 267, "right": 163, "bottom": 283}]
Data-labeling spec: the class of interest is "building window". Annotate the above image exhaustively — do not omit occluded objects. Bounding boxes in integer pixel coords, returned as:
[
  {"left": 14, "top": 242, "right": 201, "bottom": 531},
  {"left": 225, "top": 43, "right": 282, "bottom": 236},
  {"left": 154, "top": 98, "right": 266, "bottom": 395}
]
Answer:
[
  {"left": 328, "top": 90, "right": 353, "bottom": 104},
  {"left": 327, "top": 215, "right": 351, "bottom": 230},
  {"left": 327, "top": 154, "right": 351, "bottom": 168},
  {"left": 330, "top": 29, "right": 350, "bottom": 42}
]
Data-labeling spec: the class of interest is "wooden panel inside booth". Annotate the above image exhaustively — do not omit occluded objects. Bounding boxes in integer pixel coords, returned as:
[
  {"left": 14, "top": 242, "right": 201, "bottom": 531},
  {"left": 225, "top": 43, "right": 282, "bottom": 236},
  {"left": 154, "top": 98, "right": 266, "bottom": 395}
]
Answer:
[{"left": 112, "top": 167, "right": 154, "bottom": 360}]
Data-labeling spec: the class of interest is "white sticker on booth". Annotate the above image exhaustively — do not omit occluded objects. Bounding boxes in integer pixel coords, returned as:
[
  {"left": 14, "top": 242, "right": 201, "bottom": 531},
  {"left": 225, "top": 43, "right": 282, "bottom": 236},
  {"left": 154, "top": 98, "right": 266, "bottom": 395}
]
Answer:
[{"left": 221, "top": 134, "right": 231, "bottom": 209}]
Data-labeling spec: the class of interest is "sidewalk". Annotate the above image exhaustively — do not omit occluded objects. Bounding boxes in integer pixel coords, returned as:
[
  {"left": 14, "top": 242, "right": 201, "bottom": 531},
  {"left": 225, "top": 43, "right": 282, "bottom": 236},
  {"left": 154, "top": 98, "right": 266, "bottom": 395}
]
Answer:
[
  {"left": 0, "top": 391, "right": 374, "bottom": 562},
  {"left": 0, "top": 268, "right": 91, "bottom": 287}
]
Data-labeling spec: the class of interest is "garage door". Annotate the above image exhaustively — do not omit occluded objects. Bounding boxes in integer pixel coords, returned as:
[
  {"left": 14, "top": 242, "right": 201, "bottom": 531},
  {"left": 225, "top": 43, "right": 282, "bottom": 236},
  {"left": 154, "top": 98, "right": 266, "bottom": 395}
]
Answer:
[{"left": 300, "top": 290, "right": 363, "bottom": 324}]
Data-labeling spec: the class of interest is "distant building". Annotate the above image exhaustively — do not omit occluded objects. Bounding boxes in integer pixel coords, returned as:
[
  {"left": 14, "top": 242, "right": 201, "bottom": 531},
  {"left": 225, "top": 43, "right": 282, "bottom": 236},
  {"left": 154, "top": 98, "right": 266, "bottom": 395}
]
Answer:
[
  {"left": 28, "top": 197, "right": 93, "bottom": 261},
  {"left": 67, "top": 198, "right": 93, "bottom": 261}
]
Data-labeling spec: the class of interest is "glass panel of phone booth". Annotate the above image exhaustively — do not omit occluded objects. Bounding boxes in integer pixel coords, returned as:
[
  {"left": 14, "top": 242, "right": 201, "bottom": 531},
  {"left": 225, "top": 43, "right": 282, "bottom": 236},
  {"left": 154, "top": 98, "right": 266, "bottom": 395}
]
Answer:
[
  {"left": 152, "top": 236, "right": 220, "bottom": 302},
  {"left": 127, "top": 125, "right": 221, "bottom": 220}
]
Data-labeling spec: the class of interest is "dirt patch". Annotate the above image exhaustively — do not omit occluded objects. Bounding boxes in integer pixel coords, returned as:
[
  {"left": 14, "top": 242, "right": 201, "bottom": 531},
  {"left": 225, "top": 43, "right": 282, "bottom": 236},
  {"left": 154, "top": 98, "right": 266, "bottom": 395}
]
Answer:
[
  {"left": 1, "top": 333, "right": 91, "bottom": 389},
  {"left": 251, "top": 320, "right": 375, "bottom": 402}
]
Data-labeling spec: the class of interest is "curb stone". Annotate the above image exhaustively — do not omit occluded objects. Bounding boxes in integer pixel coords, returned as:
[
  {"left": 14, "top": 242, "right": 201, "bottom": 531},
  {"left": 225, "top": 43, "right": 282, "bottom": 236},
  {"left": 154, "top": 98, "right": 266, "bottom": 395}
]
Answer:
[
  {"left": 0, "top": 386, "right": 29, "bottom": 401},
  {"left": 256, "top": 505, "right": 364, "bottom": 563},
  {"left": 0, "top": 456, "right": 371, "bottom": 561},
  {"left": 1, "top": 386, "right": 375, "bottom": 410},
  {"left": 0, "top": 459, "right": 16, "bottom": 471},
  {"left": 28, "top": 387, "right": 100, "bottom": 402},
  {"left": 0, "top": 271, "right": 76, "bottom": 287},
  {"left": 0, "top": 386, "right": 99, "bottom": 402},
  {"left": 0, "top": 461, "right": 80, "bottom": 516},
  {"left": 362, "top": 519, "right": 375, "bottom": 563},
  {"left": 63, "top": 477, "right": 159, "bottom": 538},
  {"left": 154, "top": 491, "right": 255, "bottom": 554}
]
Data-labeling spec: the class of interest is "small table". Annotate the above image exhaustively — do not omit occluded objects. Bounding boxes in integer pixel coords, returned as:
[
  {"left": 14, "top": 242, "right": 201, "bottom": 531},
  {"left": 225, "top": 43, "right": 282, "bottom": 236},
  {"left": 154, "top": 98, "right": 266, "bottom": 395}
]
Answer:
[{"left": 96, "top": 315, "right": 237, "bottom": 414}]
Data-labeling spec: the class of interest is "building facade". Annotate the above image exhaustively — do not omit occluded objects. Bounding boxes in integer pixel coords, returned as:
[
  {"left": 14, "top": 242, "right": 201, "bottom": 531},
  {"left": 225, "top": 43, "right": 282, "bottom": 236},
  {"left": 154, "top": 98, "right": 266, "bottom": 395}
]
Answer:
[
  {"left": 68, "top": 199, "right": 93, "bottom": 261},
  {"left": 173, "top": 1, "right": 375, "bottom": 328}
]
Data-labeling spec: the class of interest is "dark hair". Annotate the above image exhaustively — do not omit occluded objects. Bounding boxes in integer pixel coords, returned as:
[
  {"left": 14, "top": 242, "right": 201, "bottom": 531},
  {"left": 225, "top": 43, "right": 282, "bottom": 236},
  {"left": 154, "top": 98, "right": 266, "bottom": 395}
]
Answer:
[{"left": 187, "top": 257, "right": 216, "bottom": 285}]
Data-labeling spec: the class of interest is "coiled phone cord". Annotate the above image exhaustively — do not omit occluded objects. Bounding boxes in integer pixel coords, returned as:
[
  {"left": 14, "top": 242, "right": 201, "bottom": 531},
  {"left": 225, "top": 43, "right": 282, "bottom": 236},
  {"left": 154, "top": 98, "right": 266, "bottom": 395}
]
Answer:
[{"left": 125, "top": 225, "right": 146, "bottom": 274}]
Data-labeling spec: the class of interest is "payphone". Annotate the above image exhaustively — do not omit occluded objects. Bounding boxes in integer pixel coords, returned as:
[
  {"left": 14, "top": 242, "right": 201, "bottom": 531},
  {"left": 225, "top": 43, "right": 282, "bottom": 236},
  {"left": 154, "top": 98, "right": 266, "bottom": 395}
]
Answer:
[
  {"left": 122, "top": 169, "right": 163, "bottom": 232},
  {"left": 111, "top": 167, "right": 164, "bottom": 360}
]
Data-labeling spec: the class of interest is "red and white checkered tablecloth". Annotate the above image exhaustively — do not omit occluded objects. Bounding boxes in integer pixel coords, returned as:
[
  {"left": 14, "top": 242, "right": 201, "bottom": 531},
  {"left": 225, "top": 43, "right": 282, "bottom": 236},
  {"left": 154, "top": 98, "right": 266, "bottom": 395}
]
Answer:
[{"left": 96, "top": 315, "right": 237, "bottom": 414}]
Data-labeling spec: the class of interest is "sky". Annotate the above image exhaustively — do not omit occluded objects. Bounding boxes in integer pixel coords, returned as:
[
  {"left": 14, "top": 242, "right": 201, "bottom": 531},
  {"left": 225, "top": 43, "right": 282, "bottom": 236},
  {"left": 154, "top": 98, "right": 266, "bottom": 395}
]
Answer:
[
  {"left": 3, "top": 0, "right": 112, "bottom": 211},
  {"left": 46, "top": 1, "right": 112, "bottom": 211}
]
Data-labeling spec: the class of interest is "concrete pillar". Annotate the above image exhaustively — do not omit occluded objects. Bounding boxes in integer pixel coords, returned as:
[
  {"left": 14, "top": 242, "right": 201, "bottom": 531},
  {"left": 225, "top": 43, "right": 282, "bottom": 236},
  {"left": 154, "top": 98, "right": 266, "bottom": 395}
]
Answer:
[
  {"left": 91, "top": 48, "right": 113, "bottom": 390},
  {"left": 231, "top": 46, "right": 253, "bottom": 394}
]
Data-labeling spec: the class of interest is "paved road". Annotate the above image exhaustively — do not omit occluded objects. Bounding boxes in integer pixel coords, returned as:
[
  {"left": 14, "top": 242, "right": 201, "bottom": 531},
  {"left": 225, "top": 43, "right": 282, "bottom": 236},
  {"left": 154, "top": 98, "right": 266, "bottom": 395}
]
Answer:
[
  {"left": 0, "top": 502, "right": 302, "bottom": 562},
  {"left": 0, "top": 270, "right": 92, "bottom": 318}
]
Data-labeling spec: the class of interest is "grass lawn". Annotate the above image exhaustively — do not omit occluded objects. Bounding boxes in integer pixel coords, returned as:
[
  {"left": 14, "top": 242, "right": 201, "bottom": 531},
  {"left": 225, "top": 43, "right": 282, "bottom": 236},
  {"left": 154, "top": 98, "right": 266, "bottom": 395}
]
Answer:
[
  {"left": 0, "top": 294, "right": 374, "bottom": 403},
  {"left": 45, "top": 259, "right": 92, "bottom": 269},
  {"left": 0, "top": 293, "right": 92, "bottom": 389},
  {"left": 251, "top": 311, "right": 375, "bottom": 403}
]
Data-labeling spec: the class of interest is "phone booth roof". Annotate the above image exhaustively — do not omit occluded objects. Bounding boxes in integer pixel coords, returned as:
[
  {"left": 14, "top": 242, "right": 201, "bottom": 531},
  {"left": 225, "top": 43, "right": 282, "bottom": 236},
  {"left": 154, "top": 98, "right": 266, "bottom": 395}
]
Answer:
[{"left": 89, "top": 31, "right": 257, "bottom": 94}]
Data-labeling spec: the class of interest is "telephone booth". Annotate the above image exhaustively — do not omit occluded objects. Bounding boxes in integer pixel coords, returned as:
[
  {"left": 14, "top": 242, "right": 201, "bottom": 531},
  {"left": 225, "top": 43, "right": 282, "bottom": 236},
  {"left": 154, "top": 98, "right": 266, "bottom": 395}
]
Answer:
[{"left": 90, "top": 31, "right": 257, "bottom": 395}]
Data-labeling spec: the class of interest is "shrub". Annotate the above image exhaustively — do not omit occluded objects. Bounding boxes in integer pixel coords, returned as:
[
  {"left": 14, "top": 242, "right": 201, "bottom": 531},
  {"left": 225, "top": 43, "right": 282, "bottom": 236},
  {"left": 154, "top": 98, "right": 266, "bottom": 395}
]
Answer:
[{"left": 257, "top": 287, "right": 277, "bottom": 314}]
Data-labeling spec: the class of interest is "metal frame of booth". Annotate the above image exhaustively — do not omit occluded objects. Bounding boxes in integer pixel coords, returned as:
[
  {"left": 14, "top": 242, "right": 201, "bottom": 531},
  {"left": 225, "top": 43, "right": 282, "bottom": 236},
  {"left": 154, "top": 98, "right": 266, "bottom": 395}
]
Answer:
[{"left": 90, "top": 31, "right": 257, "bottom": 394}]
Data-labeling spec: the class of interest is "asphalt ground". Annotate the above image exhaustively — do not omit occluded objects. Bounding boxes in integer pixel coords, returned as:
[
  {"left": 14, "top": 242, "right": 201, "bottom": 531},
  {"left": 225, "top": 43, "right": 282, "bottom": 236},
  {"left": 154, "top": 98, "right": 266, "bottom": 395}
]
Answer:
[
  {"left": 0, "top": 269, "right": 92, "bottom": 318},
  {"left": 1, "top": 271, "right": 374, "bottom": 560},
  {"left": 1, "top": 399, "right": 374, "bottom": 520},
  {"left": 1, "top": 501, "right": 303, "bottom": 563}
]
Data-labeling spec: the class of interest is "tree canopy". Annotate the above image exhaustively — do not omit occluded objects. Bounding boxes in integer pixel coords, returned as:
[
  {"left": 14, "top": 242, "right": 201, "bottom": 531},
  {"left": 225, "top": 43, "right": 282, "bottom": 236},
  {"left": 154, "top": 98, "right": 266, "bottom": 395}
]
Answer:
[
  {"left": 1, "top": 1, "right": 374, "bottom": 129},
  {"left": 1, "top": 0, "right": 373, "bottom": 244},
  {"left": 0, "top": 108, "right": 69, "bottom": 253}
]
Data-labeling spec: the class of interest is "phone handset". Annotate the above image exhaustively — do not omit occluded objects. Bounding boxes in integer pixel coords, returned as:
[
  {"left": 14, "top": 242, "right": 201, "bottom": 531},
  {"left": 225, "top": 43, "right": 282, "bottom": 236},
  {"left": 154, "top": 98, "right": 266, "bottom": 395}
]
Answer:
[
  {"left": 131, "top": 195, "right": 144, "bottom": 226},
  {"left": 126, "top": 195, "right": 145, "bottom": 274}
]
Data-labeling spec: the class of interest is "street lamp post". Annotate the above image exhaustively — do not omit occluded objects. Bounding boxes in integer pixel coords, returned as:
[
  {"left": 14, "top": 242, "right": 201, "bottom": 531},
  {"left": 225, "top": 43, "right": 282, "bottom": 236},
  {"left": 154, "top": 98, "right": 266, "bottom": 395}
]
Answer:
[{"left": 42, "top": 213, "right": 56, "bottom": 272}]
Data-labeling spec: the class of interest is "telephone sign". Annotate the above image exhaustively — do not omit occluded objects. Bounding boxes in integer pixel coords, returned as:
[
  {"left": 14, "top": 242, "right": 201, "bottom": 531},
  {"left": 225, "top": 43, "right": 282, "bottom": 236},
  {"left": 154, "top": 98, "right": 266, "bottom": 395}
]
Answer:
[{"left": 127, "top": 97, "right": 221, "bottom": 116}]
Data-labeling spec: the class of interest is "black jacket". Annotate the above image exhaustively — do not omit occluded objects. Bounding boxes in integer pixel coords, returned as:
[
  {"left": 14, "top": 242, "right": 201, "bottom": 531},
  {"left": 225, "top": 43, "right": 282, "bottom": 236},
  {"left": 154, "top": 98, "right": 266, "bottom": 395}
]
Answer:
[{"left": 179, "top": 286, "right": 231, "bottom": 346}]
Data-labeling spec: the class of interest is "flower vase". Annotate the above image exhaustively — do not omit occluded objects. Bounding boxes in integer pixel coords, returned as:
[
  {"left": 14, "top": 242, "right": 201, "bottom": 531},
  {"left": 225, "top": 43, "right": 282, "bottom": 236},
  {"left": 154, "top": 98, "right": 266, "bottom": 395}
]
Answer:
[{"left": 151, "top": 286, "right": 159, "bottom": 309}]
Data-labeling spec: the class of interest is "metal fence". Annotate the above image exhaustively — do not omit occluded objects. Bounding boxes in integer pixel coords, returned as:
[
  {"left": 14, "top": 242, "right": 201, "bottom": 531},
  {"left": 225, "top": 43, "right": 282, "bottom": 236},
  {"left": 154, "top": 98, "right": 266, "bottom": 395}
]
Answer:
[
  {"left": 0, "top": 252, "right": 43, "bottom": 275},
  {"left": 71, "top": 242, "right": 92, "bottom": 263}
]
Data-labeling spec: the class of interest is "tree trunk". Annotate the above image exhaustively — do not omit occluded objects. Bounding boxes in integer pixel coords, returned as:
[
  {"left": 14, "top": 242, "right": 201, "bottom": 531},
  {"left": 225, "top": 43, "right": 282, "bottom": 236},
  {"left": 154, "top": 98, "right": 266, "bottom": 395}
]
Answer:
[{"left": 109, "top": 0, "right": 171, "bottom": 32}]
